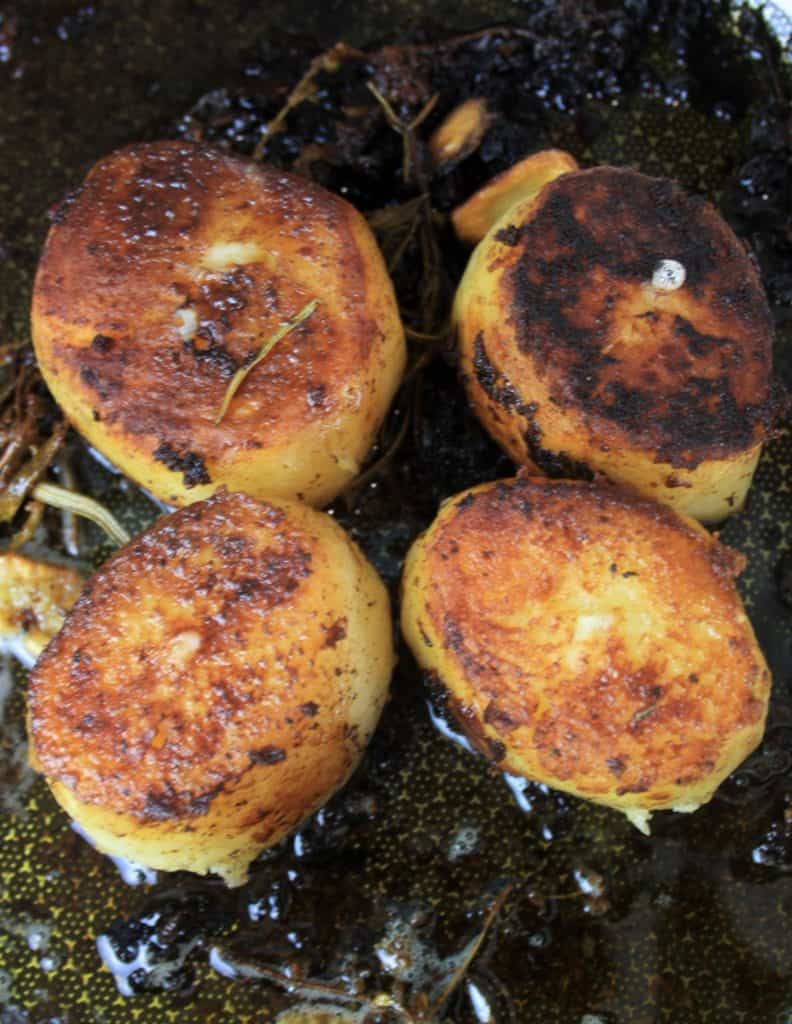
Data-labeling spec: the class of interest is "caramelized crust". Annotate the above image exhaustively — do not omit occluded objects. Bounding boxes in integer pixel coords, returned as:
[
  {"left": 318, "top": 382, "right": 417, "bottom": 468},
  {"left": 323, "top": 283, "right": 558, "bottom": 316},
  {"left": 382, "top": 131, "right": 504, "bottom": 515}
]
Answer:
[
  {"left": 401, "top": 477, "right": 770, "bottom": 829},
  {"left": 455, "top": 166, "right": 776, "bottom": 522},
  {"left": 28, "top": 491, "right": 394, "bottom": 883},
  {"left": 32, "top": 141, "right": 405, "bottom": 507}
]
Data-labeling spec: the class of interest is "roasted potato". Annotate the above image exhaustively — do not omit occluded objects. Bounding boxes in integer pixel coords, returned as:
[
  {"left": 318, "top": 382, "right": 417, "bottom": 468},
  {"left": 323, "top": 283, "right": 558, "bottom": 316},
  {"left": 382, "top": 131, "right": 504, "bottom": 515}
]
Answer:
[
  {"left": 454, "top": 165, "right": 777, "bottom": 523},
  {"left": 451, "top": 148, "right": 578, "bottom": 244},
  {"left": 28, "top": 490, "right": 395, "bottom": 886},
  {"left": 32, "top": 141, "right": 405, "bottom": 508},
  {"left": 401, "top": 476, "right": 770, "bottom": 832},
  {"left": 0, "top": 553, "right": 84, "bottom": 665}
]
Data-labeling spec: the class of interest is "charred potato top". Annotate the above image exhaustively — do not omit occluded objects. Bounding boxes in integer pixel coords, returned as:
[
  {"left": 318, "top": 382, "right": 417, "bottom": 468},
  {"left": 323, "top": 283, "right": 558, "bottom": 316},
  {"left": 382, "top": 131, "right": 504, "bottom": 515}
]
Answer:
[
  {"left": 32, "top": 141, "right": 405, "bottom": 507},
  {"left": 454, "top": 166, "right": 777, "bottom": 522}
]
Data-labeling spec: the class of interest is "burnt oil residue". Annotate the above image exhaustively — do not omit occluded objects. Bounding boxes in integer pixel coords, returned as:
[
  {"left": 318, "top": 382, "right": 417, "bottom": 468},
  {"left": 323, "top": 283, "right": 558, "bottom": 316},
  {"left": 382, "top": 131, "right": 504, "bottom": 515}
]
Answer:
[{"left": 0, "top": 2, "right": 791, "bottom": 1024}]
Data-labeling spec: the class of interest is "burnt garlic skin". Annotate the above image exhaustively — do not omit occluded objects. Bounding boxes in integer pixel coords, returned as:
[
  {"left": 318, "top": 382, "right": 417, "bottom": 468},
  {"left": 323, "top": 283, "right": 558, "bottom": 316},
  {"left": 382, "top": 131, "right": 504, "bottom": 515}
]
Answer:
[{"left": 454, "top": 166, "right": 776, "bottom": 523}]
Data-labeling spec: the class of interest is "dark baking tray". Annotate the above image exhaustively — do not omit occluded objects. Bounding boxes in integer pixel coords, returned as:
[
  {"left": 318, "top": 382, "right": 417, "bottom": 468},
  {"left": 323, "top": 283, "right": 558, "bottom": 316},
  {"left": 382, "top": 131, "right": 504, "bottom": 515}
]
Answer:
[{"left": 0, "top": 2, "right": 790, "bottom": 1022}]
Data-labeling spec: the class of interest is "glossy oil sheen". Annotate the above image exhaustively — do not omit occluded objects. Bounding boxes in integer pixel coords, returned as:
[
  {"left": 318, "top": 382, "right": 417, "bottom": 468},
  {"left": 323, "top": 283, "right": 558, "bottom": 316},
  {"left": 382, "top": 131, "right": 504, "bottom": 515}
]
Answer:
[{"left": 0, "top": 3, "right": 790, "bottom": 1023}]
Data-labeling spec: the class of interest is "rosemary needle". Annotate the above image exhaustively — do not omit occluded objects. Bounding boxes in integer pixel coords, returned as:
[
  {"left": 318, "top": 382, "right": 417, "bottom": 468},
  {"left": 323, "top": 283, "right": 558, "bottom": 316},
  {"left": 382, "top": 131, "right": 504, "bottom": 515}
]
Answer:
[{"left": 214, "top": 299, "right": 318, "bottom": 425}]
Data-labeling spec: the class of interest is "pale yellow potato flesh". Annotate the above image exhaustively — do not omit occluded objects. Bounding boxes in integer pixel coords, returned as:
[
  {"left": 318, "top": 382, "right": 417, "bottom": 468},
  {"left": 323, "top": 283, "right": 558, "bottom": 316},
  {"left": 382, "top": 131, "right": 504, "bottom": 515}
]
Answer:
[
  {"left": 0, "top": 553, "right": 84, "bottom": 664},
  {"left": 451, "top": 148, "right": 579, "bottom": 244}
]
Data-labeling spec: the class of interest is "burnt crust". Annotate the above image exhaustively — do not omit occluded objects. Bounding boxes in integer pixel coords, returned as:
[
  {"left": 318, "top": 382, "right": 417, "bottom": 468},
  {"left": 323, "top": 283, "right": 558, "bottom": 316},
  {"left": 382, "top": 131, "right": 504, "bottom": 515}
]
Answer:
[
  {"left": 153, "top": 442, "right": 211, "bottom": 488},
  {"left": 495, "top": 167, "right": 775, "bottom": 467}
]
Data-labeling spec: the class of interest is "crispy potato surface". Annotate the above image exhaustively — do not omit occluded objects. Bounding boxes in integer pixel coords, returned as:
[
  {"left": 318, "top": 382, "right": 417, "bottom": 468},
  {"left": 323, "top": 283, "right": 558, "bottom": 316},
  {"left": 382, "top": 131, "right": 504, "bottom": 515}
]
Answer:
[
  {"left": 28, "top": 491, "right": 394, "bottom": 885},
  {"left": 32, "top": 141, "right": 405, "bottom": 507},
  {"left": 454, "top": 166, "right": 776, "bottom": 522},
  {"left": 0, "top": 553, "right": 84, "bottom": 665},
  {"left": 401, "top": 476, "right": 770, "bottom": 831}
]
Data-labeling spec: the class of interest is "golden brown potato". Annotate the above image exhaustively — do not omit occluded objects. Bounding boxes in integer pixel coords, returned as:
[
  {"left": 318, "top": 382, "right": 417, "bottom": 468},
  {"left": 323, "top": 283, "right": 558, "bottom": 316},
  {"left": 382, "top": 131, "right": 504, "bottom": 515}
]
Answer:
[
  {"left": 28, "top": 490, "right": 395, "bottom": 886},
  {"left": 454, "top": 166, "right": 777, "bottom": 522},
  {"left": 401, "top": 476, "right": 770, "bottom": 832},
  {"left": 32, "top": 141, "right": 405, "bottom": 508},
  {"left": 0, "top": 553, "right": 84, "bottom": 666},
  {"left": 451, "top": 149, "right": 578, "bottom": 244}
]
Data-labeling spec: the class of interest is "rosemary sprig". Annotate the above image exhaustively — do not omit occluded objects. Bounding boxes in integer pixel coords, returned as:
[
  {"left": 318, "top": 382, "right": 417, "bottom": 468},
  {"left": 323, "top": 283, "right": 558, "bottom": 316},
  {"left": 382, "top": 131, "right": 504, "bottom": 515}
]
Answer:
[
  {"left": 214, "top": 299, "right": 318, "bottom": 426},
  {"left": 252, "top": 43, "right": 363, "bottom": 161},
  {"left": 367, "top": 83, "right": 438, "bottom": 186}
]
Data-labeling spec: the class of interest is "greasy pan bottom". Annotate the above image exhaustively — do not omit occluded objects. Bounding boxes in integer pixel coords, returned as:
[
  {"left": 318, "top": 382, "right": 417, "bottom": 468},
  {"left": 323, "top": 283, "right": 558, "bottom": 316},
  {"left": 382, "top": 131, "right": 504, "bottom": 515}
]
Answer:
[{"left": 0, "top": 2, "right": 791, "bottom": 1022}]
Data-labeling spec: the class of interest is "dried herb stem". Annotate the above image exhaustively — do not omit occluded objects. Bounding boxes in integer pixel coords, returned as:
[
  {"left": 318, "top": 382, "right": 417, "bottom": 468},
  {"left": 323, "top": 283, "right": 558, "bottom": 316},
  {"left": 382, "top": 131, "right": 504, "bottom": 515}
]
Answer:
[
  {"left": 253, "top": 43, "right": 363, "bottom": 161},
  {"left": 421, "top": 881, "right": 513, "bottom": 1021},
  {"left": 0, "top": 420, "right": 67, "bottom": 522},
  {"left": 342, "top": 402, "right": 412, "bottom": 505},
  {"left": 31, "top": 482, "right": 130, "bottom": 547},
  {"left": 214, "top": 299, "right": 318, "bottom": 425},
  {"left": 367, "top": 83, "right": 439, "bottom": 184},
  {"left": 404, "top": 325, "right": 449, "bottom": 343},
  {"left": 54, "top": 451, "right": 81, "bottom": 556}
]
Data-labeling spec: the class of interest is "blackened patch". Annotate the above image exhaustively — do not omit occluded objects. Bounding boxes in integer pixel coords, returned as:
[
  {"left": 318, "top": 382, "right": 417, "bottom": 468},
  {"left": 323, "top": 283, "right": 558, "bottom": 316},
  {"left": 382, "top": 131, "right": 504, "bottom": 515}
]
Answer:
[
  {"left": 308, "top": 384, "right": 327, "bottom": 409},
  {"left": 322, "top": 617, "right": 347, "bottom": 648},
  {"left": 19, "top": 607, "right": 37, "bottom": 632},
  {"left": 487, "top": 738, "right": 507, "bottom": 763},
  {"left": 617, "top": 777, "right": 651, "bottom": 795},
  {"left": 153, "top": 442, "right": 211, "bottom": 488},
  {"left": 188, "top": 786, "right": 224, "bottom": 816},
  {"left": 456, "top": 492, "right": 475, "bottom": 510},
  {"left": 473, "top": 333, "right": 527, "bottom": 414},
  {"left": 144, "top": 792, "right": 182, "bottom": 820},
  {"left": 299, "top": 701, "right": 319, "bottom": 718},
  {"left": 443, "top": 613, "right": 465, "bottom": 654},
  {"left": 674, "top": 315, "right": 726, "bottom": 358},
  {"left": 143, "top": 782, "right": 224, "bottom": 820},
  {"left": 665, "top": 474, "right": 692, "bottom": 488},
  {"left": 523, "top": 416, "right": 594, "bottom": 480},
  {"left": 495, "top": 224, "right": 523, "bottom": 246},
  {"left": 184, "top": 330, "right": 239, "bottom": 380},
  {"left": 606, "top": 756, "right": 626, "bottom": 777},
  {"left": 418, "top": 623, "right": 434, "bottom": 648},
  {"left": 483, "top": 700, "right": 519, "bottom": 732},
  {"left": 249, "top": 746, "right": 287, "bottom": 765},
  {"left": 91, "top": 333, "right": 114, "bottom": 352}
]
